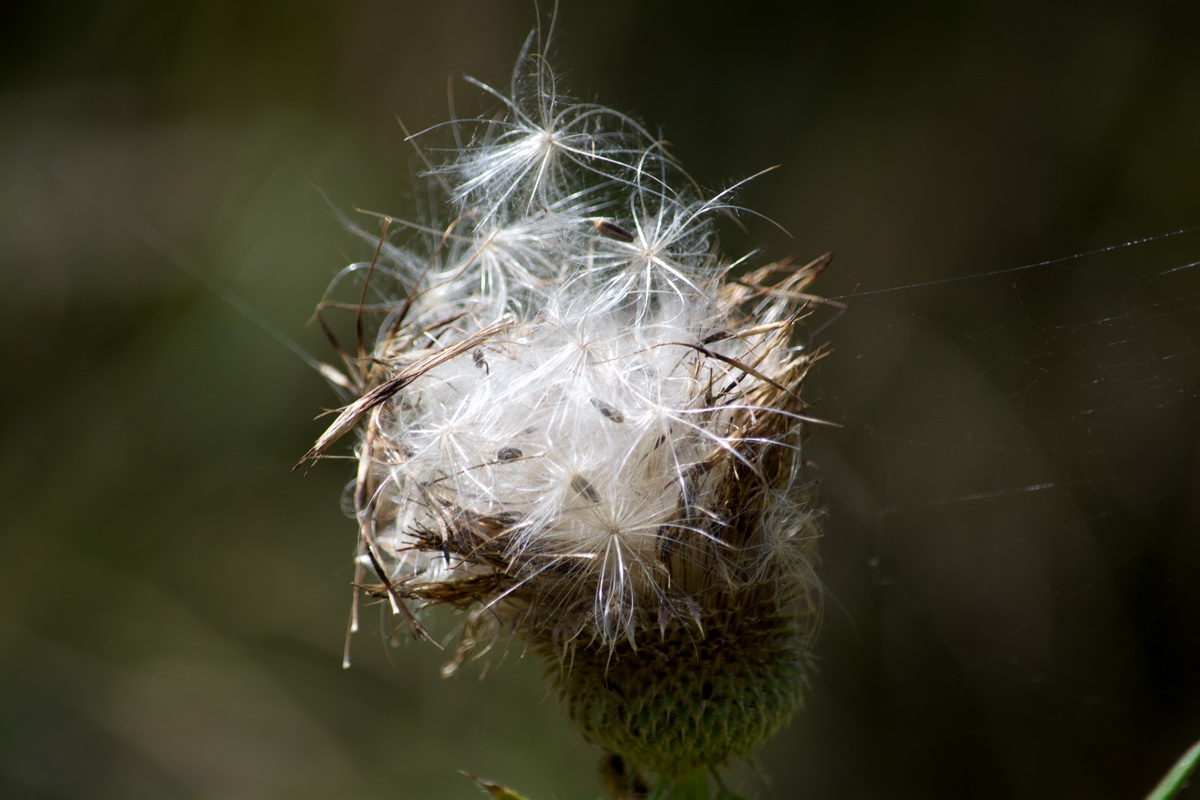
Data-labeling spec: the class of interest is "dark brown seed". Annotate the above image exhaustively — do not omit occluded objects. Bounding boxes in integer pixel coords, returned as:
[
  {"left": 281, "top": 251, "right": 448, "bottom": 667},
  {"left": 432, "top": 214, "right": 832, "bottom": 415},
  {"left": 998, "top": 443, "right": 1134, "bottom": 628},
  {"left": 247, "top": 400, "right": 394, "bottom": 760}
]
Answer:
[
  {"left": 593, "top": 218, "right": 635, "bottom": 243},
  {"left": 571, "top": 474, "right": 601, "bottom": 503},
  {"left": 497, "top": 446, "right": 523, "bottom": 462},
  {"left": 590, "top": 398, "right": 626, "bottom": 423},
  {"left": 472, "top": 348, "right": 489, "bottom": 373}
]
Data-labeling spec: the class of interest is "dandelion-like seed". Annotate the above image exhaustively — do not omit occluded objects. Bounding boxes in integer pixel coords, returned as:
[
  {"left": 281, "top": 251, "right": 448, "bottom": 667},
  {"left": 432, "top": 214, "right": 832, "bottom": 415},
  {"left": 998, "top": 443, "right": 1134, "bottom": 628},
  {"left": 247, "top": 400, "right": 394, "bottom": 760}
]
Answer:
[{"left": 302, "top": 31, "right": 830, "bottom": 796}]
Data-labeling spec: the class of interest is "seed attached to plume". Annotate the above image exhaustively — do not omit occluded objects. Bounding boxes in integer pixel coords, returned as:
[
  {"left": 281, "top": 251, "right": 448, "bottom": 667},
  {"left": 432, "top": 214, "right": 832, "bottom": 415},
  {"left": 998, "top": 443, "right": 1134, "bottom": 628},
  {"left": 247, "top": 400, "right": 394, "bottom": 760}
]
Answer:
[
  {"left": 593, "top": 218, "right": 635, "bottom": 243},
  {"left": 570, "top": 474, "right": 602, "bottom": 503},
  {"left": 471, "top": 348, "right": 488, "bottom": 373},
  {"left": 496, "top": 446, "right": 523, "bottom": 462},
  {"left": 590, "top": 398, "right": 626, "bottom": 423}
]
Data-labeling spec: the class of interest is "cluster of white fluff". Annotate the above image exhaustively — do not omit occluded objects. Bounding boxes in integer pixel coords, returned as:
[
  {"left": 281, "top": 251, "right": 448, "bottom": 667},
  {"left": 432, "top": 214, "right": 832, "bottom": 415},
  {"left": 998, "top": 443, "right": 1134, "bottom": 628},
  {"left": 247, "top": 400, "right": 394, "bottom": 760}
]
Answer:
[{"left": 307, "top": 36, "right": 822, "bottom": 656}]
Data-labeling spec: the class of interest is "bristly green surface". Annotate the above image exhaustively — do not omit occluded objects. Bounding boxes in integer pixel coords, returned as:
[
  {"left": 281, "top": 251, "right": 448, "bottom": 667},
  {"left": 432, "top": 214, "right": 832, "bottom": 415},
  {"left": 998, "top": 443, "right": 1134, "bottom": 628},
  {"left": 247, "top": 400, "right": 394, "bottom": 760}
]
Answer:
[
  {"left": 554, "top": 594, "right": 814, "bottom": 778},
  {"left": 1145, "top": 740, "right": 1200, "bottom": 800}
]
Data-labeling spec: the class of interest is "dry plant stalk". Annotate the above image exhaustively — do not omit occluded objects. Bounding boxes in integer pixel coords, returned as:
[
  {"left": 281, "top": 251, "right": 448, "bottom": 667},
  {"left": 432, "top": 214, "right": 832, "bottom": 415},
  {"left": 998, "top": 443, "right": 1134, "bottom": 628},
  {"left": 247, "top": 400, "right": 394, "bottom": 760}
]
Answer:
[{"left": 302, "top": 29, "right": 831, "bottom": 793}]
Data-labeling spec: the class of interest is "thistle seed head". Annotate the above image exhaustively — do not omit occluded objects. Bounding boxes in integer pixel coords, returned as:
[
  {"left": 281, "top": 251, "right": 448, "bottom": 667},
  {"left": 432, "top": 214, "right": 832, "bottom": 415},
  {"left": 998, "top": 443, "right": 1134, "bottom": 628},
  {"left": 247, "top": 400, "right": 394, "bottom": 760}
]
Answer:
[{"left": 305, "top": 35, "right": 829, "bottom": 779}]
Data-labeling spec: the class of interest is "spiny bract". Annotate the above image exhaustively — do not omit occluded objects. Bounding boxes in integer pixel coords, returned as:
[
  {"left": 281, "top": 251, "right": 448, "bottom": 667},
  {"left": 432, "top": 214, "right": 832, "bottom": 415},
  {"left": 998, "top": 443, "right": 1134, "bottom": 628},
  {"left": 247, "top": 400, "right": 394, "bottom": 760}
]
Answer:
[{"left": 304, "top": 34, "right": 828, "bottom": 779}]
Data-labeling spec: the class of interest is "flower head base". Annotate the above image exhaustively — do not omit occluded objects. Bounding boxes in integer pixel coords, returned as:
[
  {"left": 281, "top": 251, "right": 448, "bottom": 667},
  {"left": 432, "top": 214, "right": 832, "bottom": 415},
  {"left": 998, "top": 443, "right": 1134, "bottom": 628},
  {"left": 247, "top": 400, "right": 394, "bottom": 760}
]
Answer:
[{"left": 303, "top": 38, "right": 828, "bottom": 782}]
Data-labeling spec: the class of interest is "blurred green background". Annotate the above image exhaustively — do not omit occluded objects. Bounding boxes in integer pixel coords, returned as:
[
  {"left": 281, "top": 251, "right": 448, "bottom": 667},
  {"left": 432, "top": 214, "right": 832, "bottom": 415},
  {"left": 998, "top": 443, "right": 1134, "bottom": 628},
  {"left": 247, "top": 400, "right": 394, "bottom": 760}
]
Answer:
[{"left": 2, "top": 1, "right": 1198, "bottom": 798}]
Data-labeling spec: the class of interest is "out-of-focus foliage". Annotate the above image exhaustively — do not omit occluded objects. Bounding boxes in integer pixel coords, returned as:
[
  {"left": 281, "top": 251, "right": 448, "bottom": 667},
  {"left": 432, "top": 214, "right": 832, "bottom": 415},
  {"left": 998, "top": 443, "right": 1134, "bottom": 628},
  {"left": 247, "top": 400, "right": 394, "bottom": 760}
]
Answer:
[{"left": 2, "top": 2, "right": 1197, "bottom": 799}]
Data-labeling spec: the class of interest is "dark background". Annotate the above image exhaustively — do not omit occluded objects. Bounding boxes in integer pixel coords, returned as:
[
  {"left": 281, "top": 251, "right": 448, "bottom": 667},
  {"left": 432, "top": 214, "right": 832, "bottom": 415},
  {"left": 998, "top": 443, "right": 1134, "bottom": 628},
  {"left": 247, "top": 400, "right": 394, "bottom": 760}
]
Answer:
[{"left": 2, "top": 2, "right": 1198, "bottom": 798}]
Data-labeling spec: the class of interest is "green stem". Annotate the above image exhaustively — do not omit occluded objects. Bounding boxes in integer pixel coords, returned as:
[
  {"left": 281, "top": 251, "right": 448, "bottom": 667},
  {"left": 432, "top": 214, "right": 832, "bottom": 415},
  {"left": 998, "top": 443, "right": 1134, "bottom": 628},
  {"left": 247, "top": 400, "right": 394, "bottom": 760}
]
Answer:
[
  {"left": 1146, "top": 740, "right": 1200, "bottom": 800},
  {"left": 655, "top": 767, "right": 710, "bottom": 799},
  {"left": 648, "top": 766, "right": 745, "bottom": 800}
]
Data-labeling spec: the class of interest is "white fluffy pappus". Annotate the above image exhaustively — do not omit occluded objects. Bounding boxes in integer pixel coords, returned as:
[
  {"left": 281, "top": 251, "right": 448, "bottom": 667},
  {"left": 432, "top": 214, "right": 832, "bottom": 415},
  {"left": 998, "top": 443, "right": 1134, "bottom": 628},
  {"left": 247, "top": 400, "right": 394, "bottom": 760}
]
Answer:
[{"left": 301, "top": 36, "right": 829, "bottom": 667}]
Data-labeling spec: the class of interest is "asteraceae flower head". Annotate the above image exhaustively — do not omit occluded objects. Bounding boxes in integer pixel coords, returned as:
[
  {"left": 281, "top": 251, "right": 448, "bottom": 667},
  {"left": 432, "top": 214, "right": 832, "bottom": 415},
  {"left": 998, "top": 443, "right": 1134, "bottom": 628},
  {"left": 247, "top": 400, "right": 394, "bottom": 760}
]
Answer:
[{"left": 303, "top": 32, "right": 829, "bottom": 783}]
